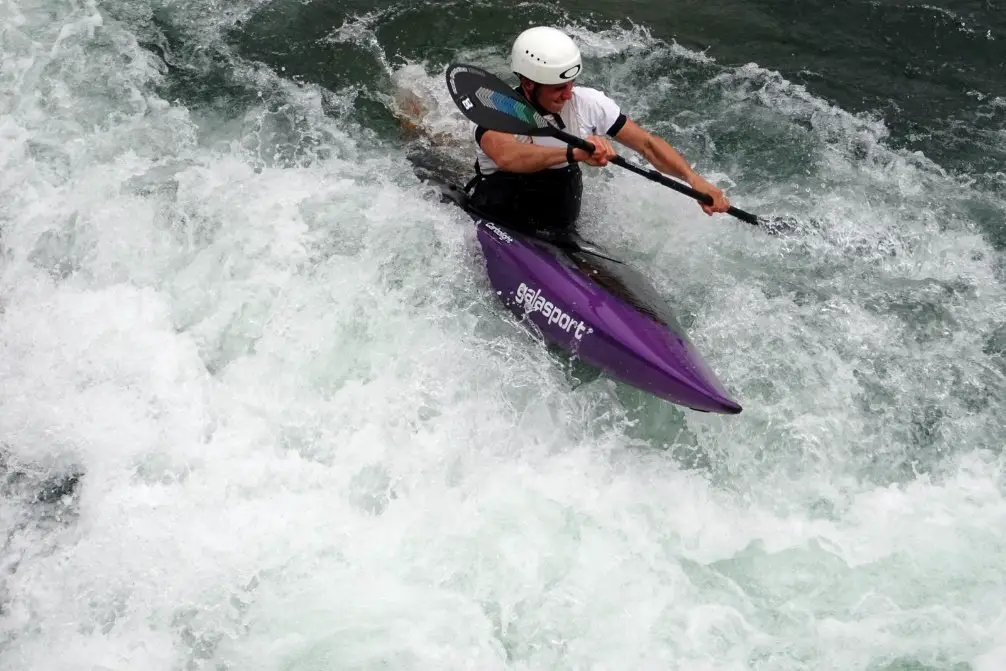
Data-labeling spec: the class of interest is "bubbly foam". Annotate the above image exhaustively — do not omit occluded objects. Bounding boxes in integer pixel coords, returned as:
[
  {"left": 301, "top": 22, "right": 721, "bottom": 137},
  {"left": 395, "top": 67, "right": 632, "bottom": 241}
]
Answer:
[{"left": 2, "top": 7, "right": 1004, "bottom": 670}]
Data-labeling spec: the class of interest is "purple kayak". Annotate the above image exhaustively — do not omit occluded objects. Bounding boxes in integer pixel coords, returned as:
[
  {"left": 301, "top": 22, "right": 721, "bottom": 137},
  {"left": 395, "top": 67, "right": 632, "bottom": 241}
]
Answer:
[{"left": 436, "top": 181, "right": 742, "bottom": 414}]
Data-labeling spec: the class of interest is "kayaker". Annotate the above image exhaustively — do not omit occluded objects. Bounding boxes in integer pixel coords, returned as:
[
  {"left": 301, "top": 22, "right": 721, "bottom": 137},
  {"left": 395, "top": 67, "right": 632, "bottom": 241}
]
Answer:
[{"left": 467, "top": 26, "right": 731, "bottom": 234}]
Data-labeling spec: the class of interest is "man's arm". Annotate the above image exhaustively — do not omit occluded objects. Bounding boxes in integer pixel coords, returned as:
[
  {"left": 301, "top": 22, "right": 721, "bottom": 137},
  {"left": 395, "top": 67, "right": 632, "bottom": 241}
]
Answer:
[
  {"left": 479, "top": 130, "right": 570, "bottom": 173},
  {"left": 612, "top": 119, "right": 730, "bottom": 214},
  {"left": 612, "top": 119, "right": 697, "bottom": 182}
]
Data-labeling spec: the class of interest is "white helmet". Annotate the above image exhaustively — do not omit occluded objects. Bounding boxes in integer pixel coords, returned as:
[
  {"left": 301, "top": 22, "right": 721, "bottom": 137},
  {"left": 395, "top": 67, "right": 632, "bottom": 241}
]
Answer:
[{"left": 510, "top": 27, "right": 582, "bottom": 85}]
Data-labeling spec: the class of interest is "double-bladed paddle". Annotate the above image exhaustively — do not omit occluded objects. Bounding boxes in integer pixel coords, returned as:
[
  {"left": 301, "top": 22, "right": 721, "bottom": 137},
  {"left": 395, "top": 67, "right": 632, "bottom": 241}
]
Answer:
[{"left": 445, "top": 62, "right": 769, "bottom": 228}]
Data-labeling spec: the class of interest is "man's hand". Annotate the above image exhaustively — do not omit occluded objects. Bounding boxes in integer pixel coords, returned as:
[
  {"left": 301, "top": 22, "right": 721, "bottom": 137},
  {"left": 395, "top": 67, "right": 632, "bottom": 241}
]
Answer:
[
  {"left": 687, "top": 174, "right": 731, "bottom": 215},
  {"left": 572, "top": 135, "right": 617, "bottom": 167}
]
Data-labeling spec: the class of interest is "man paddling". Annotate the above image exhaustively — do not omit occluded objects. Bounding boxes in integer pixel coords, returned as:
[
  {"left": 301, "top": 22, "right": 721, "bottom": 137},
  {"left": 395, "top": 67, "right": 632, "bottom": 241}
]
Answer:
[{"left": 467, "top": 26, "right": 731, "bottom": 234}]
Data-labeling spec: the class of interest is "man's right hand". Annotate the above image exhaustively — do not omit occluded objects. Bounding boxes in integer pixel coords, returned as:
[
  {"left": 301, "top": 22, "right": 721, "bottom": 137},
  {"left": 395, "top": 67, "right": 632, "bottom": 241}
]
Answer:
[{"left": 573, "top": 135, "right": 617, "bottom": 167}]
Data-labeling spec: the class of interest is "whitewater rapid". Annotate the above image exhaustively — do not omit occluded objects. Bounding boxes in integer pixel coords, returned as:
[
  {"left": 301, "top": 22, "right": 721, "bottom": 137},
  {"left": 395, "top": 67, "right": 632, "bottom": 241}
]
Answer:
[{"left": 2, "top": 1, "right": 1005, "bottom": 669}]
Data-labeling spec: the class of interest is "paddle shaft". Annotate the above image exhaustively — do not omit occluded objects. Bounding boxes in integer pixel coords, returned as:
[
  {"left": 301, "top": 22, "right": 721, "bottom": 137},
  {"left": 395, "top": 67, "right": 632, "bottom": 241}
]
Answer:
[{"left": 553, "top": 129, "right": 760, "bottom": 226}]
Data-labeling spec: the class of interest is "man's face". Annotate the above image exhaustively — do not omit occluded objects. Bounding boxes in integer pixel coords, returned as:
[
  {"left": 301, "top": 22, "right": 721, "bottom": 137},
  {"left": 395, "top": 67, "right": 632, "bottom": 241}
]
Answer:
[{"left": 528, "top": 80, "right": 575, "bottom": 113}]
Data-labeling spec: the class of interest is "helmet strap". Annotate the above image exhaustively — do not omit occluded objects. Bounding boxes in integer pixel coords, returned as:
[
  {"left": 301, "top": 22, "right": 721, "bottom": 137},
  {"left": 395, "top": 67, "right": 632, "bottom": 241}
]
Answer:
[
  {"left": 530, "top": 83, "right": 544, "bottom": 109},
  {"left": 519, "top": 78, "right": 548, "bottom": 115}
]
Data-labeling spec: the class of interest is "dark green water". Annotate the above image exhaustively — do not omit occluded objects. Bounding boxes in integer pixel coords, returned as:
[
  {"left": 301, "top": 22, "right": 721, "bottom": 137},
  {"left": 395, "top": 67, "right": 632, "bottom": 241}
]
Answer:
[
  {"left": 194, "top": 0, "right": 1005, "bottom": 245},
  {"left": 228, "top": 0, "right": 1005, "bottom": 172}
]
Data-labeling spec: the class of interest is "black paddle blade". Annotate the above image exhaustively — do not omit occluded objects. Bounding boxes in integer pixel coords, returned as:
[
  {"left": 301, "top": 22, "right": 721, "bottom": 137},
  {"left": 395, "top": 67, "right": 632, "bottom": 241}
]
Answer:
[{"left": 445, "top": 63, "right": 554, "bottom": 137}]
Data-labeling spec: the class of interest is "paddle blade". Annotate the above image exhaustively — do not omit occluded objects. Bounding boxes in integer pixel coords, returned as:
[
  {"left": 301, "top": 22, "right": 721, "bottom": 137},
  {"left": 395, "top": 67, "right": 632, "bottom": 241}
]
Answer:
[{"left": 445, "top": 63, "right": 554, "bottom": 136}]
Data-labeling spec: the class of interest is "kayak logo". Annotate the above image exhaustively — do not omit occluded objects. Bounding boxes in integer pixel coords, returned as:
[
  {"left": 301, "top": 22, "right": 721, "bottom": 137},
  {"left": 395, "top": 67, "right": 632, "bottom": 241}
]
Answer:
[
  {"left": 484, "top": 221, "right": 513, "bottom": 243},
  {"left": 515, "top": 282, "right": 592, "bottom": 340}
]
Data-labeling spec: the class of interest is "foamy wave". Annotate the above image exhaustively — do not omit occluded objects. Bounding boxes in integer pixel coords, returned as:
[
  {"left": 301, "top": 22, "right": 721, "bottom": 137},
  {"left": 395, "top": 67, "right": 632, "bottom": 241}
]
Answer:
[{"left": 3, "top": 4, "right": 1006, "bottom": 670}]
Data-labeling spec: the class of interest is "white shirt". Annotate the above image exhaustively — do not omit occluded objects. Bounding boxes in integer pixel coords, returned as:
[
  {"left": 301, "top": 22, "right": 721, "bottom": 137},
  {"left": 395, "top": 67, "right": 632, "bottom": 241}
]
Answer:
[{"left": 474, "top": 86, "right": 626, "bottom": 175}]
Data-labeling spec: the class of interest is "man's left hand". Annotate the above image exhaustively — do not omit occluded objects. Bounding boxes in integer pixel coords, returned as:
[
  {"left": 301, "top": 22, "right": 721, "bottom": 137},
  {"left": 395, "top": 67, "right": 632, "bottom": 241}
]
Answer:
[{"left": 687, "top": 174, "right": 731, "bottom": 216}]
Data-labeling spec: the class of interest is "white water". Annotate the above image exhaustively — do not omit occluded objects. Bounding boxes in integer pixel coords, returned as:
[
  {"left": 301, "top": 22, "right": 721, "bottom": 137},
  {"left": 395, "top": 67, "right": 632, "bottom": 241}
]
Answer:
[{"left": 2, "top": 1, "right": 1005, "bottom": 669}]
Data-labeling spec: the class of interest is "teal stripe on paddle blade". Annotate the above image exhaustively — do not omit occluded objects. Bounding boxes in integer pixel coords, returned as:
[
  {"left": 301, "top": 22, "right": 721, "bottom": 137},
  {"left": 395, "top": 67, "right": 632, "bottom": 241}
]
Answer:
[{"left": 475, "top": 87, "right": 547, "bottom": 128}]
